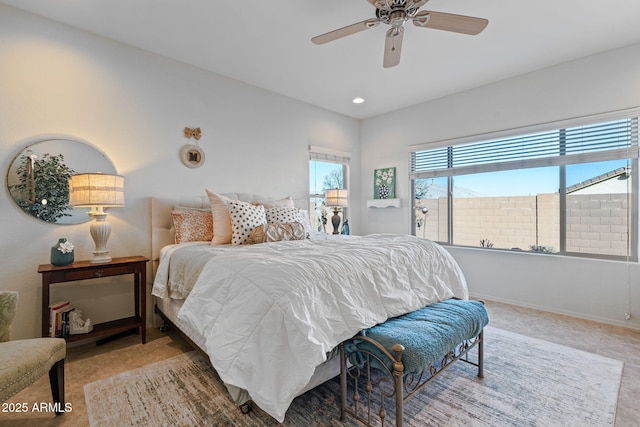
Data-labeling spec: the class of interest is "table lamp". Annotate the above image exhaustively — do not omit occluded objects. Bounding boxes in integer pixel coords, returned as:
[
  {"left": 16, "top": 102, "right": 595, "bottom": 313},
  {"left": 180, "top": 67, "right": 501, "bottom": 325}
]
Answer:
[
  {"left": 68, "top": 173, "right": 125, "bottom": 264},
  {"left": 325, "top": 188, "right": 348, "bottom": 234}
]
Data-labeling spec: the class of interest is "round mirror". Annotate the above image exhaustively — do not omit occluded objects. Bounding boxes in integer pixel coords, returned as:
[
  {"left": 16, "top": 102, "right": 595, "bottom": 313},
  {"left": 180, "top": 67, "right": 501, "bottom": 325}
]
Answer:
[{"left": 6, "top": 138, "right": 117, "bottom": 224}]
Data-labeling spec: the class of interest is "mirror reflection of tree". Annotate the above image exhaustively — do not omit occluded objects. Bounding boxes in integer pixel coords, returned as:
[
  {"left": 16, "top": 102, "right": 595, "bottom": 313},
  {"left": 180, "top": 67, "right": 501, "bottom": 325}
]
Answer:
[{"left": 9, "top": 153, "right": 75, "bottom": 223}]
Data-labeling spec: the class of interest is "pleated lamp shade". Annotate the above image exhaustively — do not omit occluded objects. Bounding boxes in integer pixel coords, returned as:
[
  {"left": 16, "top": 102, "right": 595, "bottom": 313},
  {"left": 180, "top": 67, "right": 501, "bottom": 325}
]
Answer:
[
  {"left": 68, "top": 173, "right": 125, "bottom": 207},
  {"left": 325, "top": 188, "right": 348, "bottom": 207},
  {"left": 68, "top": 173, "right": 125, "bottom": 264}
]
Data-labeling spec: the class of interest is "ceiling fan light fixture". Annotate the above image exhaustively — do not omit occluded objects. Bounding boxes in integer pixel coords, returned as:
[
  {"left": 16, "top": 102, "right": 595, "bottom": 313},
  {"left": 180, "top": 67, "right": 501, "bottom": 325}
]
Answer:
[
  {"left": 352, "top": 97, "right": 365, "bottom": 104},
  {"left": 389, "top": 10, "right": 407, "bottom": 28}
]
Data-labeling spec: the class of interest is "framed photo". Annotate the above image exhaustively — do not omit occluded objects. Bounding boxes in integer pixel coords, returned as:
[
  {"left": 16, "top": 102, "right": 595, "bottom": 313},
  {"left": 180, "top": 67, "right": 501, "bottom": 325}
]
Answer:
[
  {"left": 180, "top": 144, "right": 205, "bottom": 168},
  {"left": 374, "top": 167, "right": 396, "bottom": 199}
]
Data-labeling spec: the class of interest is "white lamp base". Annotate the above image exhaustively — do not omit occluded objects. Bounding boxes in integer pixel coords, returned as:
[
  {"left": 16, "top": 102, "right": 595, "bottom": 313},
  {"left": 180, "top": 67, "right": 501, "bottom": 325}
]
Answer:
[{"left": 89, "top": 209, "right": 112, "bottom": 264}]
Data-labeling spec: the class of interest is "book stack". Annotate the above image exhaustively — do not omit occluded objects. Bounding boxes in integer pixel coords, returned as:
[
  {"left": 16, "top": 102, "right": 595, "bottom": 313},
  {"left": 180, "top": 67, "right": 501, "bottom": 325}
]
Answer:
[{"left": 48, "top": 301, "right": 74, "bottom": 338}]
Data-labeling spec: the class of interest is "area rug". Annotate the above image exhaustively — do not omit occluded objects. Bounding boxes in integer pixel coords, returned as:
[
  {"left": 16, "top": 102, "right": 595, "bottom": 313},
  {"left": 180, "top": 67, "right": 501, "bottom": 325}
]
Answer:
[{"left": 84, "top": 327, "right": 623, "bottom": 426}]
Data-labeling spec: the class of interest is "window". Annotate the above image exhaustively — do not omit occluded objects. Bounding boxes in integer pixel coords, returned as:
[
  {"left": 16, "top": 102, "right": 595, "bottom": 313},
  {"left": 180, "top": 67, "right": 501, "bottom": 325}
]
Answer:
[
  {"left": 309, "top": 147, "right": 349, "bottom": 234},
  {"left": 410, "top": 112, "right": 639, "bottom": 261}
]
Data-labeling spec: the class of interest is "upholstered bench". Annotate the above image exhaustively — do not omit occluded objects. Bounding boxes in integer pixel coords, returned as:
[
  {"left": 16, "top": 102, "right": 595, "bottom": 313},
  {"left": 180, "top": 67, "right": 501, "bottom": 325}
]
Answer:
[
  {"left": 339, "top": 298, "right": 489, "bottom": 427},
  {"left": 0, "top": 291, "right": 66, "bottom": 415}
]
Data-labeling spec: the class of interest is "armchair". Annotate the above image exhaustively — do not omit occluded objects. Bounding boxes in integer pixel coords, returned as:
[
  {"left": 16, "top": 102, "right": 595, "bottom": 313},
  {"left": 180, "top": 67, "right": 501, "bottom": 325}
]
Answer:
[{"left": 0, "top": 291, "right": 66, "bottom": 415}]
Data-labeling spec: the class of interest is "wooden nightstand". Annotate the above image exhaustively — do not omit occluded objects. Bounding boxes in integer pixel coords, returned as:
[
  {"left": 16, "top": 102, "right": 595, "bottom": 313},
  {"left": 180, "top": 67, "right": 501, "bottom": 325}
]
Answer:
[{"left": 38, "top": 256, "right": 149, "bottom": 344}]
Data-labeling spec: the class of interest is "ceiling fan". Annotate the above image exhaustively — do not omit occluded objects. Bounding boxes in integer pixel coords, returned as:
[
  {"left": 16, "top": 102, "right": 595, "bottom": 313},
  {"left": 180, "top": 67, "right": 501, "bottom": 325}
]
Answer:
[{"left": 311, "top": 0, "right": 488, "bottom": 68}]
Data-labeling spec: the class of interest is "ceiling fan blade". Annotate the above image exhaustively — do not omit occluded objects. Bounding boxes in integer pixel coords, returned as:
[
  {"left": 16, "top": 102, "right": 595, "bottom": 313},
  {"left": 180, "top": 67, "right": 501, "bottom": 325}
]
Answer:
[
  {"left": 383, "top": 26, "right": 404, "bottom": 68},
  {"left": 311, "top": 19, "right": 380, "bottom": 45},
  {"left": 413, "top": 10, "right": 488, "bottom": 35}
]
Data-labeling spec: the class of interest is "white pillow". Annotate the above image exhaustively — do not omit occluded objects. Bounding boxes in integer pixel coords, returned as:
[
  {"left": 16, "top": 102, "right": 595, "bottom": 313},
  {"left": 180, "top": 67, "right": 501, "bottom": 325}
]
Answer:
[
  {"left": 253, "top": 197, "right": 295, "bottom": 209},
  {"left": 298, "top": 209, "right": 314, "bottom": 236},
  {"left": 228, "top": 200, "right": 267, "bottom": 245},
  {"left": 205, "top": 189, "right": 233, "bottom": 245},
  {"left": 266, "top": 207, "right": 304, "bottom": 224}
]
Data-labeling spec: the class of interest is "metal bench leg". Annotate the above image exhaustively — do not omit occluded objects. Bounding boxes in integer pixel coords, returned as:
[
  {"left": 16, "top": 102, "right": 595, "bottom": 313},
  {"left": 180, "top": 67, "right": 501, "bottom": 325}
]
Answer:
[
  {"left": 478, "top": 330, "right": 484, "bottom": 378},
  {"left": 392, "top": 344, "right": 405, "bottom": 427}
]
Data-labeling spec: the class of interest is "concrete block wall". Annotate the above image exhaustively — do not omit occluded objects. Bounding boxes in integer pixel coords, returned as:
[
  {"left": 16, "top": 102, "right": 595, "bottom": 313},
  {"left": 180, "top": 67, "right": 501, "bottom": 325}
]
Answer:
[
  {"left": 417, "top": 193, "right": 628, "bottom": 256},
  {"left": 566, "top": 193, "right": 630, "bottom": 256}
]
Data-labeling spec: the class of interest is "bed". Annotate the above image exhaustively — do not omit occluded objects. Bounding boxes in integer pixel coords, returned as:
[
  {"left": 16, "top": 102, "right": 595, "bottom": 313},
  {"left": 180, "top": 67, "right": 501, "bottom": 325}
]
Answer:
[{"left": 150, "top": 193, "right": 469, "bottom": 422}]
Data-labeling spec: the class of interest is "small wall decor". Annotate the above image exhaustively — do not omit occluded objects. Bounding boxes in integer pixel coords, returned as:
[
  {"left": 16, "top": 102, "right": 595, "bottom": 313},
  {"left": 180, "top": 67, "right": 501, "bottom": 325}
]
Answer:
[
  {"left": 180, "top": 144, "right": 205, "bottom": 168},
  {"left": 180, "top": 127, "right": 205, "bottom": 168},
  {"left": 374, "top": 167, "right": 396, "bottom": 199},
  {"left": 183, "top": 127, "right": 202, "bottom": 140}
]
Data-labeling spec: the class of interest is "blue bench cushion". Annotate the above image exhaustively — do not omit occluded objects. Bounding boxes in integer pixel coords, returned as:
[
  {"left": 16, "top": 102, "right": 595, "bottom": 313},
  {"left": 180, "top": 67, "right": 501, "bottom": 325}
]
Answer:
[{"left": 345, "top": 299, "right": 489, "bottom": 375}]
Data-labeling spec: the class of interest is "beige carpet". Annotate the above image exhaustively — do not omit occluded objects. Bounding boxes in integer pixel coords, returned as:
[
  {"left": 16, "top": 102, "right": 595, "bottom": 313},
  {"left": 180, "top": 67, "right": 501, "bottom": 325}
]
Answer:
[{"left": 85, "top": 327, "right": 623, "bottom": 426}]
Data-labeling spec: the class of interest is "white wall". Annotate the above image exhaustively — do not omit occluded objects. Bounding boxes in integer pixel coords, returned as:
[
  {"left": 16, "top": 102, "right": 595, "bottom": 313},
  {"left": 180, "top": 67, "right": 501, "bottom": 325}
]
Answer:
[
  {"left": 361, "top": 42, "right": 640, "bottom": 329},
  {"left": 0, "top": 6, "right": 361, "bottom": 339},
  {"left": 2, "top": 5, "right": 638, "bottom": 339}
]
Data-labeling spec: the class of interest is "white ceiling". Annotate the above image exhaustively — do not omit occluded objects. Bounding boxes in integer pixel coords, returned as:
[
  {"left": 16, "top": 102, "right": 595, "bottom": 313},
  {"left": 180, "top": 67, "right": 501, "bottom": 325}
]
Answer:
[{"left": 3, "top": 0, "right": 640, "bottom": 120}]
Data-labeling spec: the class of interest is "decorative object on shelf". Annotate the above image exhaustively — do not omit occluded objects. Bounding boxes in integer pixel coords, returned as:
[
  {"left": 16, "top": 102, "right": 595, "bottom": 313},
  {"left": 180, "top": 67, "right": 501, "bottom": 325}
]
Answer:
[
  {"left": 181, "top": 127, "right": 205, "bottom": 168},
  {"left": 340, "top": 219, "right": 350, "bottom": 235},
  {"left": 69, "top": 310, "right": 93, "bottom": 335},
  {"left": 183, "top": 127, "right": 202, "bottom": 140},
  {"left": 325, "top": 188, "right": 348, "bottom": 235},
  {"left": 68, "top": 173, "right": 125, "bottom": 264},
  {"left": 50, "top": 238, "right": 75, "bottom": 266},
  {"left": 374, "top": 167, "right": 395, "bottom": 199}
]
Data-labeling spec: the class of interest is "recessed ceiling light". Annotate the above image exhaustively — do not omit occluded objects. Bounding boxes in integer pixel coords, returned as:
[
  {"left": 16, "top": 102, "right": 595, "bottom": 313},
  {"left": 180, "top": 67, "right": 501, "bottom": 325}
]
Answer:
[{"left": 352, "top": 97, "right": 365, "bottom": 104}]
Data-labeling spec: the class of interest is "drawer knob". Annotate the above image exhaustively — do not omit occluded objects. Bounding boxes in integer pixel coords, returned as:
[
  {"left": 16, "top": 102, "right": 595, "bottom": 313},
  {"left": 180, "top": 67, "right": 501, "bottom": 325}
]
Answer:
[{"left": 94, "top": 270, "right": 104, "bottom": 278}]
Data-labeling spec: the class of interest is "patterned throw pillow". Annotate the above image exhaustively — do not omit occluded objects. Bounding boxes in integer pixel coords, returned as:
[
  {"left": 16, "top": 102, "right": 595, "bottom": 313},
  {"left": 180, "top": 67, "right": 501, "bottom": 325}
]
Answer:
[
  {"left": 247, "top": 222, "right": 308, "bottom": 244},
  {"left": 171, "top": 209, "right": 213, "bottom": 243},
  {"left": 228, "top": 200, "right": 267, "bottom": 245},
  {"left": 266, "top": 207, "right": 303, "bottom": 224}
]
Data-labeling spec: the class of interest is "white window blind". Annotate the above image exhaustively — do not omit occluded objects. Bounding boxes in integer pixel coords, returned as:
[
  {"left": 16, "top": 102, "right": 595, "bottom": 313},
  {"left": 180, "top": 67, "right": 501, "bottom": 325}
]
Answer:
[
  {"left": 309, "top": 145, "right": 351, "bottom": 164},
  {"left": 411, "top": 117, "right": 639, "bottom": 179}
]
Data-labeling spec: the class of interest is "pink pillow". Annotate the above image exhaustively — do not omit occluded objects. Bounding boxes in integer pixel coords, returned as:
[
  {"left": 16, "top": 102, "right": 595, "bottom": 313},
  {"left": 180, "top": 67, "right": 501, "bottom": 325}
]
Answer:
[{"left": 205, "top": 189, "right": 233, "bottom": 245}]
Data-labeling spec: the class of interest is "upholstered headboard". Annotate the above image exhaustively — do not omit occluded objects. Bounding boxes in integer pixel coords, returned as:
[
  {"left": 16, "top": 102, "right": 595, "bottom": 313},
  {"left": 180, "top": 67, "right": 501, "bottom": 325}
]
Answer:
[{"left": 150, "top": 194, "right": 308, "bottom": 277}]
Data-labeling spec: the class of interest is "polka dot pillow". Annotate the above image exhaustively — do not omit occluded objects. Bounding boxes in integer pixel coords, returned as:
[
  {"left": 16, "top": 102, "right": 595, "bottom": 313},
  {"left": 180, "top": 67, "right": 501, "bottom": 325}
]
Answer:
[
  {"left": 228, "top": 200, "right": 266, "bottom": 245},
  {"left": 266, "top": 207, "right": 303, "bottom": 224}
]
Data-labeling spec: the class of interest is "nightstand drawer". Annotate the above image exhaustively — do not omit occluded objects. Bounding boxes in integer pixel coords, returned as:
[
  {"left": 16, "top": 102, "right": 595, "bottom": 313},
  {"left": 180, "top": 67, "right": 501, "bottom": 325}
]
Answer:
[{"left": 64, "top": 265, "right": 133, "bottom": 281}]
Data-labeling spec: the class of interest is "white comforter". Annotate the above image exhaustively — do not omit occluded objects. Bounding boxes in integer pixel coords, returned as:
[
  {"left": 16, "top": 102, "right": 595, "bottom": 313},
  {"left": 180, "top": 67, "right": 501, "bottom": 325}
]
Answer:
[{"left": 176, "top": 234, "right": 468, "bottom": 422}]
